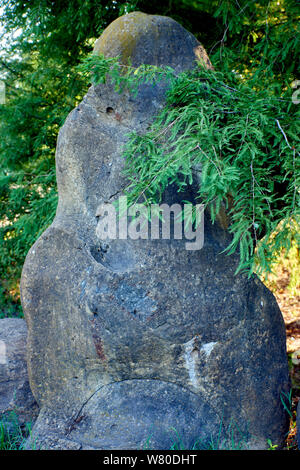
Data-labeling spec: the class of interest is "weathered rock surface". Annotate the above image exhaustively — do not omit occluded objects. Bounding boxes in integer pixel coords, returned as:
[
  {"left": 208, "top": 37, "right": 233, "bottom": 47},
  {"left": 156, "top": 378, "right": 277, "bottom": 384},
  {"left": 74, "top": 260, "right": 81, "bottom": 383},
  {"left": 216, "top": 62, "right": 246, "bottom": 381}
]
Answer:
[
  {"left": 21, "top": 12, "right": 290, "bottom": 450},
  {"left": 93, "top": 11, "right": 213, "bottom": 70},
  {"left": 0, "top": 318, "right": 38, "bottom": 426}
]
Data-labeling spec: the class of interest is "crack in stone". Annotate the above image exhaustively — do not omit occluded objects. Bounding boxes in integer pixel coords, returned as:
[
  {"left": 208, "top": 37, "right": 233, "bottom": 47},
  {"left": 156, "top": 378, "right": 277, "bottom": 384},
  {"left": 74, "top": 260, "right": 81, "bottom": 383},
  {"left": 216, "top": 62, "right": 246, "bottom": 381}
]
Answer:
[{"left": 66, "top": 376, "right": 223, "bottom": 438}]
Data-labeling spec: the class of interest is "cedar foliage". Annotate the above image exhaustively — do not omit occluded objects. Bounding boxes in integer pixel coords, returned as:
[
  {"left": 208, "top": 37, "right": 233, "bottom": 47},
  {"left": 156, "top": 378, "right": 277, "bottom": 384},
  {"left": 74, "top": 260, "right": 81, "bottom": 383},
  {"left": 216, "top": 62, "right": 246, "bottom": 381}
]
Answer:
[
  {"left": 0, "top": 0, "right": 299, "bottom": 312},
  {"left": 80, "top": 53, "right": 299, "bottom": 275}
]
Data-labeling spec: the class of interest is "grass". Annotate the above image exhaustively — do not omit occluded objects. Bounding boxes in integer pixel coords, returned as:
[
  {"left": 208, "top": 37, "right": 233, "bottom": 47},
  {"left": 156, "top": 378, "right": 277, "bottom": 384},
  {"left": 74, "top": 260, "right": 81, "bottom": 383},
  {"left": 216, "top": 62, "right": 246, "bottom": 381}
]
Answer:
[
  {"left": 143, "top": 419, "right": 251, "bottom": 451},
  {"left": 0, "top": 412, "right": 33, "bottom": 450}
]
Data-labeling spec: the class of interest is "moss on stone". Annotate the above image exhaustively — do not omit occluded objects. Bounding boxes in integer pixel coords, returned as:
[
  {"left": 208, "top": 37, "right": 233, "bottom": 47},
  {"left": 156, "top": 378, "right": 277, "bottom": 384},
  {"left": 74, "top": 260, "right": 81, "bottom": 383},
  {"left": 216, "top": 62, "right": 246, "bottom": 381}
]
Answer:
[
  {"left": 93, "top": 12, "right": 157, "bottom": 64},
  {"left": 93, "top": 11, "right": 213, "bottom": 70}
]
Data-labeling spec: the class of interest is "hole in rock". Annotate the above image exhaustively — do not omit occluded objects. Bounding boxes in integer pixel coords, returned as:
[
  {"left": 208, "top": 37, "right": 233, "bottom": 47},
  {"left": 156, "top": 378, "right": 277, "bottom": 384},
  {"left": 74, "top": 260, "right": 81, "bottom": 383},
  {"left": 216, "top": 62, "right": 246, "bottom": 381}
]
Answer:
[{"left": 106, "top": 107, "right": 114, "bottom": 114}]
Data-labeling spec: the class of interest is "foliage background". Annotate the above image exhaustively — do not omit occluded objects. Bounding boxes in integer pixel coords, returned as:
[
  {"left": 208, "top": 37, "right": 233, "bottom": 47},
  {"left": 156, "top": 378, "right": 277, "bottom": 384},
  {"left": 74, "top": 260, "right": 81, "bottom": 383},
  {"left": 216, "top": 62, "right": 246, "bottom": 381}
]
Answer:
[{"left": 0, "top": 0, "right": 299, "bottom": 315}]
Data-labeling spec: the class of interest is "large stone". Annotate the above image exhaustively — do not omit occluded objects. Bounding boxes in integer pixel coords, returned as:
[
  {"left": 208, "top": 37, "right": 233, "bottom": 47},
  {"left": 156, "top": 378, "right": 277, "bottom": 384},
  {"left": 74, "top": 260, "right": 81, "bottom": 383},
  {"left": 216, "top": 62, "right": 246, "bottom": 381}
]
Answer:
[
  {"left": 0, "top": 318, "right": 38, "bottom": 426},
  {"left": 93, "top": 11, "right": 213, "bottom": 70},
  {"left": 21, "top": 12, "right": 290, "bottom": 450}
]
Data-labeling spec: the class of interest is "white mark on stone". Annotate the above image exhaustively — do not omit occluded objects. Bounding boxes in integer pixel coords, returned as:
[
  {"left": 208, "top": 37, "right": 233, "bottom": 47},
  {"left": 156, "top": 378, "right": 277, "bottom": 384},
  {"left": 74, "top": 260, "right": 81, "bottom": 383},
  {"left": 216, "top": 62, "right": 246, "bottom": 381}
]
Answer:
[
  {"left": 0, "top": 340, "right": 7, "bottom": 365},
  {"left": 200, "top": 342, "right": 217, "bottom": 357},
  {"left": 261, "top": 300, "right": 264, "bottom": 307},
  {"left": 183, "top": 337, "right": 201, "bottom": 389},
  {"left": 183, "top": 338, "right": 218, "bottom": 389}
]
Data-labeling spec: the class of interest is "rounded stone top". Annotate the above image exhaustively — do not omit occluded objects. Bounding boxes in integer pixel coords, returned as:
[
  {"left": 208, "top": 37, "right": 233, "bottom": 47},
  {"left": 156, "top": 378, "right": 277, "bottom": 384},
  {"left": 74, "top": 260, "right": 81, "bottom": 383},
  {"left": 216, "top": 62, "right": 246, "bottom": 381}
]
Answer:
[{"left": 93, "top": 11, "right": 213, "bottom": 72}]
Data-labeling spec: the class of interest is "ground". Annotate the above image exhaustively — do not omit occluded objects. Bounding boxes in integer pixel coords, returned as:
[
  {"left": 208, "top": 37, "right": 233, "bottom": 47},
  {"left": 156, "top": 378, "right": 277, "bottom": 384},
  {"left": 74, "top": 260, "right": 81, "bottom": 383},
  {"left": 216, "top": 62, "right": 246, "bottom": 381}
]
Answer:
[{"left": 259, "top": 242, "right": 300, "bottom": 450}]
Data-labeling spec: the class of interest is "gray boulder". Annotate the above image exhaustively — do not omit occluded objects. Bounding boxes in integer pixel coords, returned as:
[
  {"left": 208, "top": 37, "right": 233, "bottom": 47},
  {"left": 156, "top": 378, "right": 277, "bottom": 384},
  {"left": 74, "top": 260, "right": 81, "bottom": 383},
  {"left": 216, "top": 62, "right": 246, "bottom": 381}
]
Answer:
[
  {"left": 0, "top": 318, "right": 38, "bottom": 427},
  {"left": 21, "top": 12, "right": 290, "bottom": 450}
]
